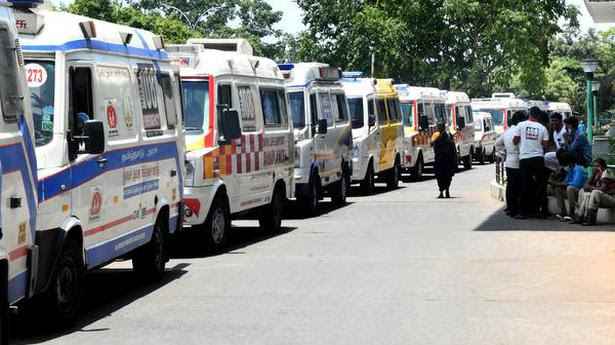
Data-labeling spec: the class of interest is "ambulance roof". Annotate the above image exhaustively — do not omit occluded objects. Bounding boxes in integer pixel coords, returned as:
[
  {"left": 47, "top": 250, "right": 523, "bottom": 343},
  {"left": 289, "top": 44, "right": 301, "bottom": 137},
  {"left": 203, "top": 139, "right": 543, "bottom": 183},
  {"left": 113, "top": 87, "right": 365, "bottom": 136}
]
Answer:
[
  {"left": 395, "top": 84, "right": 444, "bottom": 102},
  {"left": 187, "top": 38, "right": 253, "bottom": 56},
  {"left": 341, "top": 77, "right": 377, "bottom": 98},
  {"left": 17, "top": 9, "right": 168, "bottom": 61},
  {"left": 167, "top": 44, "right": 282, "bottom": 79},
  {"left": 471, "top": 96, "right": 526, "bottom": 109},
  {"left": 279, "top": 62, "right": 342, "bottom": 87},
  {"left": 547, "top": 102, "right": 571, "bottom": 111},
  {"left": 444, "top": 91, "right": 470, "bottom": 104}
]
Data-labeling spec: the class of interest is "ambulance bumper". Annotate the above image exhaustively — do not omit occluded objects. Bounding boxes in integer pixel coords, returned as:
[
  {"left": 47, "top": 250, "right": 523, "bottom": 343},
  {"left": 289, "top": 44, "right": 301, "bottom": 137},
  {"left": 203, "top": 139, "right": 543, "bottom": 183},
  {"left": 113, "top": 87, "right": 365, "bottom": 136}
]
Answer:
[
  {"left": 183, "top": 186, "right": 216, "bottom": 226},
  {"left": 351, "top": 156, "right": 368, "bottom": 182}
]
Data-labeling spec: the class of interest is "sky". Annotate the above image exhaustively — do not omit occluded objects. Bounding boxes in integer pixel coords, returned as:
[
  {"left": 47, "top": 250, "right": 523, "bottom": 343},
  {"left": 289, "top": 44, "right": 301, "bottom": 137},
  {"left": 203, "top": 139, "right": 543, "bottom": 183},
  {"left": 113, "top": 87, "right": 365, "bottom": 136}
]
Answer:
[{"left": 50, "top": 0, "right": 613, "bottom": 35}]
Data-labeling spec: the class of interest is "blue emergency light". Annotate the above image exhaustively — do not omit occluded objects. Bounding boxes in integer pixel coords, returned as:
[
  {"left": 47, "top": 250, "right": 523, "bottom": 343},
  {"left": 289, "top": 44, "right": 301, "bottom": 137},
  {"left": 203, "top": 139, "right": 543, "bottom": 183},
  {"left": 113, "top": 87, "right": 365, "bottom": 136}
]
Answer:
[
  {"left": 8, "top": 0, "right": 43, "bottom": 7},
  {"left": 341, "top": 71, "right": 364, "bottom": 79},
  {"left": 278, "top": 64, "right": 295, "bottom": 71}
]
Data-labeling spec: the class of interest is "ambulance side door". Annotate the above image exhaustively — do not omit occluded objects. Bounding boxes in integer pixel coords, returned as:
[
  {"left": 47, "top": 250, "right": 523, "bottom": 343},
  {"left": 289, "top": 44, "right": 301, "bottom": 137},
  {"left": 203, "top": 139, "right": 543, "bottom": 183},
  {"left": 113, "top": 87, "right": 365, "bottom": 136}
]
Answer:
[
  {"left": 316, "top": 90, "right": 335, "bottom": 182},
  {"left": 216, "top": 81, "right": 241, "bottom": 209}
]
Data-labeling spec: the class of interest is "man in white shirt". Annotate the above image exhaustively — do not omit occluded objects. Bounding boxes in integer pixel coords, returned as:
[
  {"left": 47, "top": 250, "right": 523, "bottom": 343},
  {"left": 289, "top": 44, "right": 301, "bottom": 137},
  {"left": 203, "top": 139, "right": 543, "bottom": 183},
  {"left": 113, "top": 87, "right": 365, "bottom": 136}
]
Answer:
[
  {"left": 513, "top": 107, "right": 550, "bottom": 219},
  {"left": 495, "top": 111, "right": 526, "bottom": 217},
  {"left": 551, "top": 112, "right": 567, "bottom": 150}
]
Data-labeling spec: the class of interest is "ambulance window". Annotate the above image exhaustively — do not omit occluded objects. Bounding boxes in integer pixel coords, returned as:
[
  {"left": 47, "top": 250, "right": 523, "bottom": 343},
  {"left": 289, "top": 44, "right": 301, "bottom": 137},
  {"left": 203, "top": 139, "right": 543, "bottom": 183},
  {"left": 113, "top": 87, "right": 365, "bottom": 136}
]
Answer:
[
  {"left": 400, "top": 103, "right": 413, "bottom": 127},
  {"left": 376, "top": 99, "right": 387, "bottom": 123},
  {"left": 330, "top": 93, "right": 340, "bottom": 122},
  {"left": 348, "top": 98, "right": 363, "bottom": 129},
  {"left": 277, "top": 89, "right": 289, "bottom": 127},
  {"left": 68, "top": 67, "right": 93, "bottom": 132},
  {"left": 161, "top": 73, "right": 177, "bottom": 129},
  {"left": 137, "top": 64, "right": 161, "bottom": 130},
  {"left": 387, "top": 99, "right": 400, "bottom": 122},
  {"left": 367, "top": 99, "right": 375, "bottom": 119},
  {"left": 237, "top": 85, "right": 256, "bottom": 132},
  {"left": 288, "top": 91, "right": 305, "bottom": 129},
  {"left": 317, "top": 92, "right": 333, "bottom": 126},
  {"left": 335, "top": 94, "right": 348, "bottom": 122},
  {"left": 417, "top": 103, "right": 424, "bottom": 117},
  {"left": 446, "top": 106, "right": 452, "bottom": 126},
  {"left": 217, "top": 84, "right": 233, "bottom": 134},
  {"left": 435, "top": 103, "right": 445, "bottom": 124},
  {"left": 181, "top": 80, "right": 209, "bottom": 130},
  {"left": 27, "top": 60, "right": 56, "bottom": 146},
  {"left": 0, "top": 27, "right": 22, "bottom": 124},
  {"left": 260, "top": 88, "right": 283, "bottom": 126},
  {"left": 466, "top": 106, "right": 474, "bottom": 123}
]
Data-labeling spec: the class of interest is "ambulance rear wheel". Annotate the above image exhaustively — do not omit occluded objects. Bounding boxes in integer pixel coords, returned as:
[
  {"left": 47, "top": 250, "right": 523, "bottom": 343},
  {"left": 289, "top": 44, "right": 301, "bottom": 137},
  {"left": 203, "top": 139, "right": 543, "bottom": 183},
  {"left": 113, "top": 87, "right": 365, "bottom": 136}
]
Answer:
[
  {"left": 45, "top": 238, "right": 84, "bottom": 325},
  {"left": 462, "top": 154, "right": 472, "bottom": 170},
  {"left": 0, "top": 298, "right": 8, "bottom": 345},
  {"left": 133, "top": 217, "right": 167, "bottom": 280},
  {"left": 488, "top": 148, "right": 496, "bottom": 163},
  {"left": 259, "top": 186, "right": 284, "bottom": 233},
  {"left": 387, "top": 159, "right": 400, "bottom": 189},
  {"left": 412, "top": 157, "right": 424, "bottom": 181},
  {"left": 203, "top": 196, "right": 230, "bottom": 249},
  {"left": 360, "top": 162, "right": 375, "bottom": 195},
  {"left": 478, "top": 148, "right": 486, "bottom": 165},
  {"left": 331, "top": 169, "right": 349, "bottom": 205}
]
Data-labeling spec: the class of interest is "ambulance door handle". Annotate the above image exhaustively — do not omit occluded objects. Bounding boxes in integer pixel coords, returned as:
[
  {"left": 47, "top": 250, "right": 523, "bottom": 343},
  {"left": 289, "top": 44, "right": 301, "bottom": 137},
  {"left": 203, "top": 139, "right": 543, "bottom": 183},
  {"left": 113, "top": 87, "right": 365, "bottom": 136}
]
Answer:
[
  {"left": 9, "top": 196, "right": 22, "bottom": 209},
  {"left": 97, "top": 157, "right": 108, "bottom": 167},
  {"left": 170, "top": 169, "right": 177, "bottom": 177}
]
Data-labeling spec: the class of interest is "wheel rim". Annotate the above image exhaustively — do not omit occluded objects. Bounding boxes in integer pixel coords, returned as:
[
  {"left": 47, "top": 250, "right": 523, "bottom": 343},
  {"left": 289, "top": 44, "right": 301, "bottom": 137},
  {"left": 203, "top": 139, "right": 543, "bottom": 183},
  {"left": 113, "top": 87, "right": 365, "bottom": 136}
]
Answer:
[
  {"left": 211, "top": 208, "right": 226, "bottom": 244},
  {"left": 56, "top": 264, "right": 75, "bottom": 306}
]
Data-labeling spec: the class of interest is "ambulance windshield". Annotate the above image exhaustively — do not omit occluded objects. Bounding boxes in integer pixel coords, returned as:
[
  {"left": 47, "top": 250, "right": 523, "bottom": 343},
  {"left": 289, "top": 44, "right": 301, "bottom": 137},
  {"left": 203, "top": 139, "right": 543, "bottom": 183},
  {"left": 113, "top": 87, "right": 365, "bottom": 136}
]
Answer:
[
  {"left": 400, "top": 103, "right": 414, "bottom": 127},
  {"left": 26, "top": 60, "right": 56, "bottom": 146},
  {"left": 181, "top": 80, "right": 210, "bottom": 131},
  {"left": 348, "top": 98, "right": 364, "bottom": 129},
  {"left": 288, "top": 91, "right": 305, "bottom": 129},
  {"left": 477, "top": 109, "right": 504, "bottom": 127}
]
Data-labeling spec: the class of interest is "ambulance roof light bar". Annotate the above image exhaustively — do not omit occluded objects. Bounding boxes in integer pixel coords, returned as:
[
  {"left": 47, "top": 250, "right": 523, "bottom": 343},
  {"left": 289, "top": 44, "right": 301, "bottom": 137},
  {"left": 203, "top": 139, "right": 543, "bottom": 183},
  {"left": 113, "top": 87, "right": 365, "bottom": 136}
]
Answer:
[
  {"left": 341, "top": 71, "right": 364, "bottom": 80},
  {"left": 7, "top": 0, "right": 44, "bottom": 8},
  {"left": 278, "top": 64, "right": 294, "bottom": 79},
  {"left": 492, "top": 92, "right": 515, "bottom": 99},
  {"left": 318, "top": 66, "right": 340, "bottom": 81}
]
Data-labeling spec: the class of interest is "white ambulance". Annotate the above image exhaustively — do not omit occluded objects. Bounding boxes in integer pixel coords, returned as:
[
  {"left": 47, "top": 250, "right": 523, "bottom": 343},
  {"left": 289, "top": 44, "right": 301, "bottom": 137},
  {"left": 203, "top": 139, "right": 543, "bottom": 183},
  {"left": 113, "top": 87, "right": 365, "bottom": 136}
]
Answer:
[
  {"left": 168, "top": 41, "right": 293, "bottom": 248},
  {"left": 445, "top": 91, "right": 475, "bottom": 170},
  {"left": 395, "top": 85, "right": 443, "bottom": 180},
  {"left": 16, "top": 5, "right": 184, "bottom": 323},
  {"left": 547, "top": 102, "right": 572, "bottom": 119},
  {"left": 0, "top": 0, "right": 38, "bottom": 338},
  {"left": 471, "top": 93, "right": 526, "bottom": 134},
  {"left": 342, "top": 73, "right": 404, "bottom": 194},
  {"left": 280, "top": 63, "right": 352, "bottom": 213}
]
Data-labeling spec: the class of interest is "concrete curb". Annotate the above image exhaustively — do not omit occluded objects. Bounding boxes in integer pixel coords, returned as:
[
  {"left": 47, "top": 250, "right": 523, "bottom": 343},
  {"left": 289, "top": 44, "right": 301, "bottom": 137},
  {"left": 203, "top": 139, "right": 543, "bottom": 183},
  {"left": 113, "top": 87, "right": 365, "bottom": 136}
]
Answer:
[{"left": 489, "top": 180, "right": 615, "bottom": 224}]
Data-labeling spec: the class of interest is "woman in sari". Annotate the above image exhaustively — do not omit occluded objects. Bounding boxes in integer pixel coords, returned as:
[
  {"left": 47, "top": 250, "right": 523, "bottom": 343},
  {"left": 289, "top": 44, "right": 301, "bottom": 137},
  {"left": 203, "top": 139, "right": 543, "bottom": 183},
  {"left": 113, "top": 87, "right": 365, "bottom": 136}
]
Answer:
[{"left": 432, "top": 122, "right": 457, "bottom": 198}]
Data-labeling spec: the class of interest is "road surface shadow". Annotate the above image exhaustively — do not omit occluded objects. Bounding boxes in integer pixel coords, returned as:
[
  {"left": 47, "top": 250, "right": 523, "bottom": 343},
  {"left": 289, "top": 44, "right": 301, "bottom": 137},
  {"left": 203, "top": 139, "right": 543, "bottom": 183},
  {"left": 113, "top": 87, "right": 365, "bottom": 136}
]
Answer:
[
  {"left": 348, "top": 184, "right": 407, "bottom": 198},
  {"left": 169, "top": 225, "right": 297, "bottom": 259},
  {"left": 10, "top": 263, "right": 190, "bottom": 344},
  {"left": 474, "top": 206, "right": 615, "bottom": 232},
  {"left": 286, "top": 200, "right": 355, "bottom": 220}
]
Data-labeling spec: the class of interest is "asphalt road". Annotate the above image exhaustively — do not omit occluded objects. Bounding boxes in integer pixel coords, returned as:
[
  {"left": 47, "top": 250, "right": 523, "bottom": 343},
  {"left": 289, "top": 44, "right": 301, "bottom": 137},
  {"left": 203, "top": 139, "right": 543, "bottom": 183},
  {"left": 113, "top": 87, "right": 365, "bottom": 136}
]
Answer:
[{"left": 13, "top": 164, "right": 615, "bottom": 345}]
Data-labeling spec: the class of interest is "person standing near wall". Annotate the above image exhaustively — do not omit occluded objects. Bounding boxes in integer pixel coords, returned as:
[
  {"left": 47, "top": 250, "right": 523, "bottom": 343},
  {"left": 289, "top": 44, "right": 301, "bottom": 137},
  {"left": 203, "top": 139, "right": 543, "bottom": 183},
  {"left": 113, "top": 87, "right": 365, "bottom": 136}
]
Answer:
[
  {"left": 495, "top": 111, "right": 526, "bottom": 218},
  {"left": 513, "top": 107, "right": 550, "bottom": 219}
]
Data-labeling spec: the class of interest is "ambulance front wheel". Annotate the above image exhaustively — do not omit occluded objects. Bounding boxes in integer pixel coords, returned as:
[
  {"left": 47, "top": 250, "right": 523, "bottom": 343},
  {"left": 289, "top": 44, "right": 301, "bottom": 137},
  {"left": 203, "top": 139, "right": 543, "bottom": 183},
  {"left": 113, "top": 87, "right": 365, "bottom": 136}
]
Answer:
[
  {"left": 478, "top": 148, "right": 486, "bottom": 165},
  {"left": 133, "top": 217, "right": 168, "bottom": 280},
  {"left": 259, "top": 185, "right": 284, "bottom": 233},
  {"left": 360, "top": 161, "right": 375, "bottom": 195},
  {"left": 298, "top": 176, "right": 319, "bottom": 215},
  {"left": 45, "top": 238, "right": 84, "bottom": 325},
  {"left": 462, "top": 154, "right": 473, "bottom": 170},
  {"left": 203, "top": 196, "right": 231, "bottom": 249},
  {"left": 411, "top": 156, "right": 424, "bottom": 181},
  {"left": 386, "top": 159, "right": 401, "bottom": 189},
  {"left": 331, "top": 168, "right": 349, "bottom": 205},
  {"left": 488, "top": 148, "right": 496, "bottom": 163}
]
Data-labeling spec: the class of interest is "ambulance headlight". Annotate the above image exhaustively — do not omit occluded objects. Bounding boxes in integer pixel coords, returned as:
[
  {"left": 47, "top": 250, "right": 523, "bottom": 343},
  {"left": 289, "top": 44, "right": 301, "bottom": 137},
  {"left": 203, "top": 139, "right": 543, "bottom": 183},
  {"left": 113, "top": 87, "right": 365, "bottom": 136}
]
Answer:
[{"left": 185, "top": 159, "right": 195, "bottom": 186}]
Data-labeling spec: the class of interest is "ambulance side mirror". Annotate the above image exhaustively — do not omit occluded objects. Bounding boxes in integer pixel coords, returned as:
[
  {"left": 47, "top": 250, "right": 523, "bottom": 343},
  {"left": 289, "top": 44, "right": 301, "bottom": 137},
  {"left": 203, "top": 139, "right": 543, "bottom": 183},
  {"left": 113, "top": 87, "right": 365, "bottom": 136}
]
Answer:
[
  {"left": 456, "top": 116, "right": 466, "bottom": 129},
  {"left": 418, "top": 115, "right": 429, "bottom": 132},
  {"left": 368, "top": 114, "right": 376, "bottom": 127},
  {"left": 317, "top": 118, "right": 328, "bottom": 135},
  {"left": 219, "top": 109, "right": 242, "bottom": 145},
  {"left": 82, "top": 120, "right": 105, "bottom": 154}
]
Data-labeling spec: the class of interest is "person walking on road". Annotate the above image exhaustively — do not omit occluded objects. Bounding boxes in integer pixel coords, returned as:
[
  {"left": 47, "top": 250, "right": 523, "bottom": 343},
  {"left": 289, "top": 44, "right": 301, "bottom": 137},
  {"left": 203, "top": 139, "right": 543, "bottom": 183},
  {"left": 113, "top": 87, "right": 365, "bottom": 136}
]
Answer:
[
  {"left": 495, "top": 110, "right": 526, "bottom": 217},
  {"left": 513, "top": 107, "right": 550, "bottom": 219},
  {"left": 432, "top": 122, "right": 456, "bottom": 199}
]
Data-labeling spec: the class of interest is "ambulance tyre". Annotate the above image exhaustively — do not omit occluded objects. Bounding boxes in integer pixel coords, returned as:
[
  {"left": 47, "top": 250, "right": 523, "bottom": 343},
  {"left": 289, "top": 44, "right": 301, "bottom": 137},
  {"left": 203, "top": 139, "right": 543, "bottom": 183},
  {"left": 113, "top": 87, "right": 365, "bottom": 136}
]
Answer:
[
  {"left": 411, "top": 156, "right": 424, "bottom": 181},
  {"left": 331, "top": 167, "right": 349, "bottom": 205},
  {"left": 462, "top": 154, "right": 472, "bottom": 170},
  {"left": 133, "top": 216, "right": 167, "bottom": 281},
  {"left": 259, "top": 184, "right": 284, "bottom": 233},
  {"left": 0, "top": 298, "right": 7, "bottom": 345},
  {"left": 203, "top": 196, "right": 230, "bottom": 249},
  {"left": 299, "top": 176, "right": 319, "bottom": 215},
  {"left": 360, "top": 161, "right": 375, "bottom": 195},
  {"left": 478, "top": 148, "right": 486, "bottom": 165},
  {"left": 387, "top": 158, "right": 400, "bottom": 189},
  {"left": 488, "top": 148, "right": 496, "bottom": 163},
  {"left": 45, "top": 238, "right": 84, "bottom": 326}
]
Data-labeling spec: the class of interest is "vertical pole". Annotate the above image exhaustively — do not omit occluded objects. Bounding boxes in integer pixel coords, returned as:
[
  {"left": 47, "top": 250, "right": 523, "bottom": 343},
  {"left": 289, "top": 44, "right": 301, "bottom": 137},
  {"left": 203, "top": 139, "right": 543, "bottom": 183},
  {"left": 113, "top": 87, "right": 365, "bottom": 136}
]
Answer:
[
  {"left": 593, "top": 94, "right": 599, "bottom": 130},
  {"left": 371, "top": 52, "right": 375, "bottom": 78},
  {"left": 586, "top": 79, "right": 593, "bottom": 143}
]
